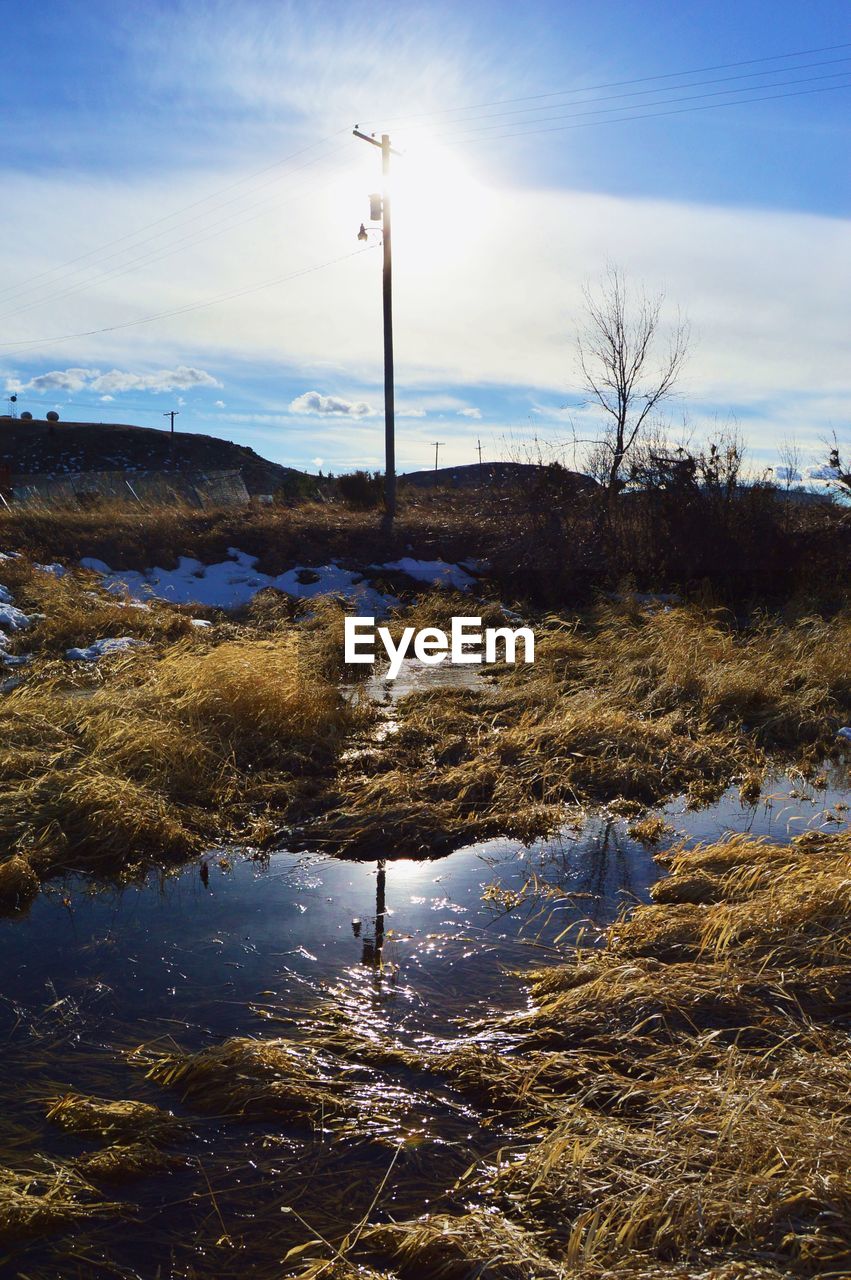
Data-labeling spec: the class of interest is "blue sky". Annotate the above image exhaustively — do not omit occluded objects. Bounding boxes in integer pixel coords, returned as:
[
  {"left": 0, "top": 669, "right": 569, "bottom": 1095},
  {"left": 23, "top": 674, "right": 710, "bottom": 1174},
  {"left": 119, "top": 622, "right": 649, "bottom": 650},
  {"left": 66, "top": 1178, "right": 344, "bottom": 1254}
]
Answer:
[{"left": 0, "top": 0, "right": 848, "bottom": 478}]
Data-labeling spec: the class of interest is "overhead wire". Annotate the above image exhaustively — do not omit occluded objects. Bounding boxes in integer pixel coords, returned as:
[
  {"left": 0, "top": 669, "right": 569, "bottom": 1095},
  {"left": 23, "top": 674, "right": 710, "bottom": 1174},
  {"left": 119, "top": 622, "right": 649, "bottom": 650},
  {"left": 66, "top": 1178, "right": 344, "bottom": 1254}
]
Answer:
[
  {"left": 360, "top": 40, "right": 851, "bottom": 124},
  {"left": 3, "top": 41, "right": 847, "bottom": 357},
  {"left": 0, "top": 140, "right": 352, "bottom": 321},
  {"left": 384, "top": 55, "right": 851, "bottom": 131},
  {"left": 0, "top": 128, "right": 351, "bottom": 308},
  {"left": 445, "top": 78, "right": 851, "bottom": 144},
  {"left": 0, "top": 243, "right": 379, "bottom": 353},
  {"left": 0, "top": 154, "right": 353, "bottom": 325}
]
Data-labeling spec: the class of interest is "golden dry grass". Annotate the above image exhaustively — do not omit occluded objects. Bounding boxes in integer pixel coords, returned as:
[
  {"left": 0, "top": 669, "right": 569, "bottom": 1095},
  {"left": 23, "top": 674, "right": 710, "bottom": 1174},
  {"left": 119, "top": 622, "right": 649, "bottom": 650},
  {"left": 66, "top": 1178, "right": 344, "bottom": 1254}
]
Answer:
[
  {"left": 137, "top": 1036, "right": 388, "bottom": 1129},
  {"left": 300, "top": 602, "right": 849, "bottom": 856},
  {"left": 279, "top": 831, "right": 851, "bottom": 1279},
  {"left": 0, "top": 1162, "right": 117, "bottom": 1245},
  {"left": 0, "top": 607, "right": 367, "bottom": 872},
  {"left": 45, "top": 1093, "right": 184, "bottom": 1143}
]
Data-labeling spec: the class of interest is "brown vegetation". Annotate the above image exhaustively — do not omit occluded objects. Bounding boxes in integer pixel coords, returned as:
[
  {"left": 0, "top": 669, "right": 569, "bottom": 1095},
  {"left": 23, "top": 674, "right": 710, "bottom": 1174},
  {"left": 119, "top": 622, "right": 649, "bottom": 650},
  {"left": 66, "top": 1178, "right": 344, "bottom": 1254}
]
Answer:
[
  {"left": 301, "top": 598, "right": 850, "bottom": 856},
  {"left": 275, "top": 829, "right": 851, "bottom": 1279}
]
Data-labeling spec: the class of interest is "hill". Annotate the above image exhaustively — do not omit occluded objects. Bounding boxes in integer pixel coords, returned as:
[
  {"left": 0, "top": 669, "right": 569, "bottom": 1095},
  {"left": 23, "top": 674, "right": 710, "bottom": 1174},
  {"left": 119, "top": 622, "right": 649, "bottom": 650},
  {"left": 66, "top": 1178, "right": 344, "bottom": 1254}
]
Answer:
[
  {"left": 400, "top": 460, "right": 597, "bottom": 491},
  {"left": 0, "top": 417, "right": 306, "bottom": 495}
]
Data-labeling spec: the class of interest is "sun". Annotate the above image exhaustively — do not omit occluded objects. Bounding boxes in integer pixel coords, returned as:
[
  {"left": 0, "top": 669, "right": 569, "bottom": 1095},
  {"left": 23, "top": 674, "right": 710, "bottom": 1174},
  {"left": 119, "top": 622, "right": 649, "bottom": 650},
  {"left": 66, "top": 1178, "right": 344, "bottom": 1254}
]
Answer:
[{"left": 383, "top": 132, "right": 494, "bottom": 268}]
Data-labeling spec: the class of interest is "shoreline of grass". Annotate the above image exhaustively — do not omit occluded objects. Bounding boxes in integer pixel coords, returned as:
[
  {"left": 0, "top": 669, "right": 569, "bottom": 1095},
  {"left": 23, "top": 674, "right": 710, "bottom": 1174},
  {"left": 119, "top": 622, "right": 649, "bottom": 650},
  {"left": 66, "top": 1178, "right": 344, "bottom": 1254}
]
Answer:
[{"left": 0, "top": 556, "right": 848, "bottom": 906}]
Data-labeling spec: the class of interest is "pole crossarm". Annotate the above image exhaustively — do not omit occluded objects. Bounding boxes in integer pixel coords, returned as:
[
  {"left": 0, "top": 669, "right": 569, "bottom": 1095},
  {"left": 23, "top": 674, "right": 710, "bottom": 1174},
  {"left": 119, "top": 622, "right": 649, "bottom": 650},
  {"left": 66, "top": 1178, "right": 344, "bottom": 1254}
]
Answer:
[{"left": 353, "top": 128, "right": 402, "bottom": 155}]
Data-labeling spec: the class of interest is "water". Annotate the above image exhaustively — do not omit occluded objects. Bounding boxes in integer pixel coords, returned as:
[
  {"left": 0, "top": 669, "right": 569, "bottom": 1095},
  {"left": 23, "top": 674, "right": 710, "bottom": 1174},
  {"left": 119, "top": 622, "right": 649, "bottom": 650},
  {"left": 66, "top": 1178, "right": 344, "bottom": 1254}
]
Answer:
[{"left": 0, "top": 759, "right": 847, "bottom": 1277}]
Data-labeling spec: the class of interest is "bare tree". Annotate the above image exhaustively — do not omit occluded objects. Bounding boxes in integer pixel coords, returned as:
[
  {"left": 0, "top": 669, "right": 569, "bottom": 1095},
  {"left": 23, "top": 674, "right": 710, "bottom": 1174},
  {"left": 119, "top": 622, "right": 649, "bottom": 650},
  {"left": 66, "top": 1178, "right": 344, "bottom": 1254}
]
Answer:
[
  {"left": 776, "top": 436, "right": 803, "bottom": 493},
  {"left": 577, "top": 265, "right": 690, "bottom": 507}
]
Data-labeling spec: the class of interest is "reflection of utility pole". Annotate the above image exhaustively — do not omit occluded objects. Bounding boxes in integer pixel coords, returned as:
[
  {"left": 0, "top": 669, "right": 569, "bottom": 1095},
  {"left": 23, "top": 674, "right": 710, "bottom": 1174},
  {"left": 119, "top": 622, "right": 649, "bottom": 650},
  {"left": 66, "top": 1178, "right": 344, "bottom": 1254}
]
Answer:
[
  {"left": 357, "top": 859, "right": 387, "bottom": 969},
  {"left": 432, "top": 441, "right": 444, "bottom": 472},
  {"left": 354, "top": 127, "right": 400, "bottom": 522}
]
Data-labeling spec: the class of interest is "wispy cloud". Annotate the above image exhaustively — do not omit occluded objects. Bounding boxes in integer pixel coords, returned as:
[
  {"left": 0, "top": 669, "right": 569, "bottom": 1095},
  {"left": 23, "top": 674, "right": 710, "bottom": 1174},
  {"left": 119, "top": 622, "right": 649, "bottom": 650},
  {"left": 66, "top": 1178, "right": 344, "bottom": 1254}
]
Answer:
[{"left": 457, "top": 407, "right": 482, "bottom": 419}]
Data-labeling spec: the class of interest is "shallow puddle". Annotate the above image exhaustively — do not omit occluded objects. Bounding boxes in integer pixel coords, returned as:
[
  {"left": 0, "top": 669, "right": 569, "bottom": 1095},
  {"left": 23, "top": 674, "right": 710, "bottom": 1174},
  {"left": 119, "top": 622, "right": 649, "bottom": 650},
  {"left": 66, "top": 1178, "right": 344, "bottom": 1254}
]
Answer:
[{"left": 0, "top": 759, "right": 847, "bottom": 1276}]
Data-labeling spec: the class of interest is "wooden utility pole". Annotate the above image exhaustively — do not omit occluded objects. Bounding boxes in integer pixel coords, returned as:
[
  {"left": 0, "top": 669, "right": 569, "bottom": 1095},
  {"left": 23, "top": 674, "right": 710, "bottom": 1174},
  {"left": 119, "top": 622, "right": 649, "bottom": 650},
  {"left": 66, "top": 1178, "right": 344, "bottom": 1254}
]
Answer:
[
  {"left": 354, "top": 128, "right": 399, "bottom": 520},
  {"left": 477, "top": 438, "right": 483, "bottom": 466},
  {"left": 432, "top": 440, "right": 445, "bottom": 472},
  {"left": 163, "top": 410, "right": 179, "bottom": 434}
]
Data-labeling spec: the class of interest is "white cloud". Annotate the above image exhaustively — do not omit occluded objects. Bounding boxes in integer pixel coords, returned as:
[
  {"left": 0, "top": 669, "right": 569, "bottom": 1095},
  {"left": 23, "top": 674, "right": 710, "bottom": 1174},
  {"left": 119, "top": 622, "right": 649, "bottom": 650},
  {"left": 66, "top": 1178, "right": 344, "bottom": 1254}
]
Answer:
[
  {"left": 91, "top": 366, "right": 221, "bottom": 394},
  {"left": 312, "top": 456, "right": 324, "bottom": 467},
  {"left": 100, "top": 394, "right": 114, "bottom": 402},
  {"left": 288, "top": 390, "right": 374, "bottom": 418},
  {"left": 1, "top": 164, "right": 848, "bottom": 458},
  {"left": 457, "top": 407, "right": 482, "bottom": 419},
  {"left": 7, "top": 367, "right": 92, "bottom": 394},
  {"left": 214, "top": 399, "right": 225, "bottom": 407},
  {"left": 7, "top": 365, "right": 221, "bottom": 395},
  {"left": 804, "top": 464, "right": 840, "bottom": 481},
  {"left": 399, "top": 407, "right": 427, "bottom": 418}
]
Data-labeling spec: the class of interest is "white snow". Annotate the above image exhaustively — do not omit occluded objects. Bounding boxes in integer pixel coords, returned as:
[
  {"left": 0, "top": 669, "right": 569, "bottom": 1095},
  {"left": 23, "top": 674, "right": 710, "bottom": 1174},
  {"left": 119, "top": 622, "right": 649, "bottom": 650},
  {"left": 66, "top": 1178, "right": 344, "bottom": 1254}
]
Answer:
[
  {"left": 35, "top": 562, "right": 67, "bottom": 577},
  {"left": 0, "top": 601, "right": 32, "bottom": 631},
  {"left": 81, "top": 548, "right": 399, "bottom": 613},
  {"left": 66, "top": 637, "right": 147, "bottom": 661},
  {"left": 380, "top": 558, "right": 476, "bottom": 589}
]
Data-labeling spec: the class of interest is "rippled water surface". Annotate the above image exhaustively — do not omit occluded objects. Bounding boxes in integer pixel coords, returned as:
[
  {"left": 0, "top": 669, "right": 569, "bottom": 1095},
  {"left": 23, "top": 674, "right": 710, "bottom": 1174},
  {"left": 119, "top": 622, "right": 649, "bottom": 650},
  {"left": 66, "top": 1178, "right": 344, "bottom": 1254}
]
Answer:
[{"left": 0, "top": 757, "right": 847, "bottom": 1276}]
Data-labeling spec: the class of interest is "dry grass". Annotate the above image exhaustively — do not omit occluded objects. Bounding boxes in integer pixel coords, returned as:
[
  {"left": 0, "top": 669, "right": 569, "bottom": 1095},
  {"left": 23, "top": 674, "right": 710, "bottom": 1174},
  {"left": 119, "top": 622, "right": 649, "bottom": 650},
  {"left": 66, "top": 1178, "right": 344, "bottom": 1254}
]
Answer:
[
  {"left": 0, "top": 853, "right": 39, "bottom": 913},
  {"left": 0, "top": 615, "right": 366, "bottom": 872},
  {"left": 0, "top": 554, "right": 193, "bottom": 658},
  {"left": 298, "top": 602, "right": 849, "bottom": 856},
  {"left": 0, "top": 493, "right": 500, "bottom": 580},
  {"left": 74, "top": 1140, "right": 185, "bottom": 1185},
  {"left": 45, "top": 1093, "right": 184, "bottom": 1142},
  {"left": 137, "top": 1037, "right": 367, "bottom": 1125},
  {"left": 628, "top": 815, "right": 675, "bottom": 844},
  {"left": 277, "top": 830, "right": 851, "bottom": 1279},
  {"left": 0, "top": 1162, "right": 117, "bottom": 1245},
  {"left": 364, "top": 1211, "right": 564, "bottom": 1280}
]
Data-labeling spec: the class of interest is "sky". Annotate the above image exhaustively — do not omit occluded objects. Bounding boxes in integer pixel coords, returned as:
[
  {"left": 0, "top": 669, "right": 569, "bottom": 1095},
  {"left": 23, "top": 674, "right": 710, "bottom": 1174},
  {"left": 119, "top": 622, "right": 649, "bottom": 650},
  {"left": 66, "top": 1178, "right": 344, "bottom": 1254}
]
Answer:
[{"left": 0, "top": 0, "right": 848, "bottom": 480}]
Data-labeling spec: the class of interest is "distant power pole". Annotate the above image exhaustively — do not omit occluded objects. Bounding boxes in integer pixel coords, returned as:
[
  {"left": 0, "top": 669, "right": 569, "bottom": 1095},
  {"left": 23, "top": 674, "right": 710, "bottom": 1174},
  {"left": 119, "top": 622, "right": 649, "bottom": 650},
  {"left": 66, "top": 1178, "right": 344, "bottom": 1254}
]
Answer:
[
  {"left": 354, "top": 127, "right": 400, "bottom": 521},
  {"left": 163, "top": 410, "right": 179, "bottom": 434},
  {"left": 477, "top": 438, "right": 483, "bottom": 466},
  {"left": 432, "top": 440, "right": 445, "bottom": 472}
]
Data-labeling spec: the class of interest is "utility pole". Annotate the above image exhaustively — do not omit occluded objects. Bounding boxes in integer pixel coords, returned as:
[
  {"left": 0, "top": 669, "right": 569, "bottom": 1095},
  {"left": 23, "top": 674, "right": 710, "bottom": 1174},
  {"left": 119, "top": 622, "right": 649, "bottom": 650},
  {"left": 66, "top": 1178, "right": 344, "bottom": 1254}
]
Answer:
[
  {"left": 354, "top": 127, "right": 400, "bottom": 521},
  {"left": 477, "top": 438, "right": 483, "bottom": 466},
  {"left": 432, "top": 440, "right": 445, "bottom": 472},
  {"left": 163, "top": 410, "right": 179, "bottom": 434}
]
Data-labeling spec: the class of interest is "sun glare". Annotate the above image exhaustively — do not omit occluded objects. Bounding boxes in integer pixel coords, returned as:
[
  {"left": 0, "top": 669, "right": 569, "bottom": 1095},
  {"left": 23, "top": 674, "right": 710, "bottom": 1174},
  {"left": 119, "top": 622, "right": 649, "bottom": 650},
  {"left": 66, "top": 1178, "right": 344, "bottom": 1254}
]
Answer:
[{"left": 384, "top": 133, "right": 494, "bottom": 266}]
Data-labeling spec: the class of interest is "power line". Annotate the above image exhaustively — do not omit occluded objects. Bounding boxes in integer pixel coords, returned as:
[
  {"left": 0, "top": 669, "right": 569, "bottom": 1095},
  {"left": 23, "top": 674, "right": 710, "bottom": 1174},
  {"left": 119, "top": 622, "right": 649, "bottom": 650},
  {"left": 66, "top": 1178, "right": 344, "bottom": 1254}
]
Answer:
[
  {"left": 386, "top": 55, "right": 851, "bottom": 131},
  {"left": 361, "top": 40, "right": 851, "bottom": 124},
  {"left": 0, "top": 160, "right": 350, "bottom": 326},
  {"left": 0, "top": 244, "right": 379, "bottom": 353},
  {"left": 0, "top": 129, "right": 350, "bottom": 309},
  {"left": 447, "top": 79, "right": 851, "bottom": 144},
  {"left": 0, "top": 144, "right": 351, "bottom": 323},
  {"left": 438, "top": 70, "right": 851, "bottom": 141},
  {"left": 5, "top": 39, "right": 844, "bottom": 320}
]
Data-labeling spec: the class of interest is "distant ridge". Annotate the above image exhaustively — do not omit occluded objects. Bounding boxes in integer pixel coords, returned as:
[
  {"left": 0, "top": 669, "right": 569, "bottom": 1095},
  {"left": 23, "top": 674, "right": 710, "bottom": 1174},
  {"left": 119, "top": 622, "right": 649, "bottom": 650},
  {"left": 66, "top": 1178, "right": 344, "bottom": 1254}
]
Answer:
[
  {"left": 0, "top": 418, "right": 305, "bottom": 495},
  {"left": 400, "top": 461, "right": 596, "bottom": 490}
]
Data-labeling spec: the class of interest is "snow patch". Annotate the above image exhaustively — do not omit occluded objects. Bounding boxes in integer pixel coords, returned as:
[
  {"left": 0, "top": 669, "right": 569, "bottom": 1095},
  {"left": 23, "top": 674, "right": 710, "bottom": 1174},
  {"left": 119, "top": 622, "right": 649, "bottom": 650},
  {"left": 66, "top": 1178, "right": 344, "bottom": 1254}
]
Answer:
[
  {"left": 82, "top": 548, "right": 398, "bottom": 613},
  {"left": 380, "top": 558, "right": 476, "bottom": 590},
  {"left": 66, "top": 637, "right": 147, "bottom": 661},
  {"left": 0, "top": 602, "right": 32, "bottom": 631}
]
